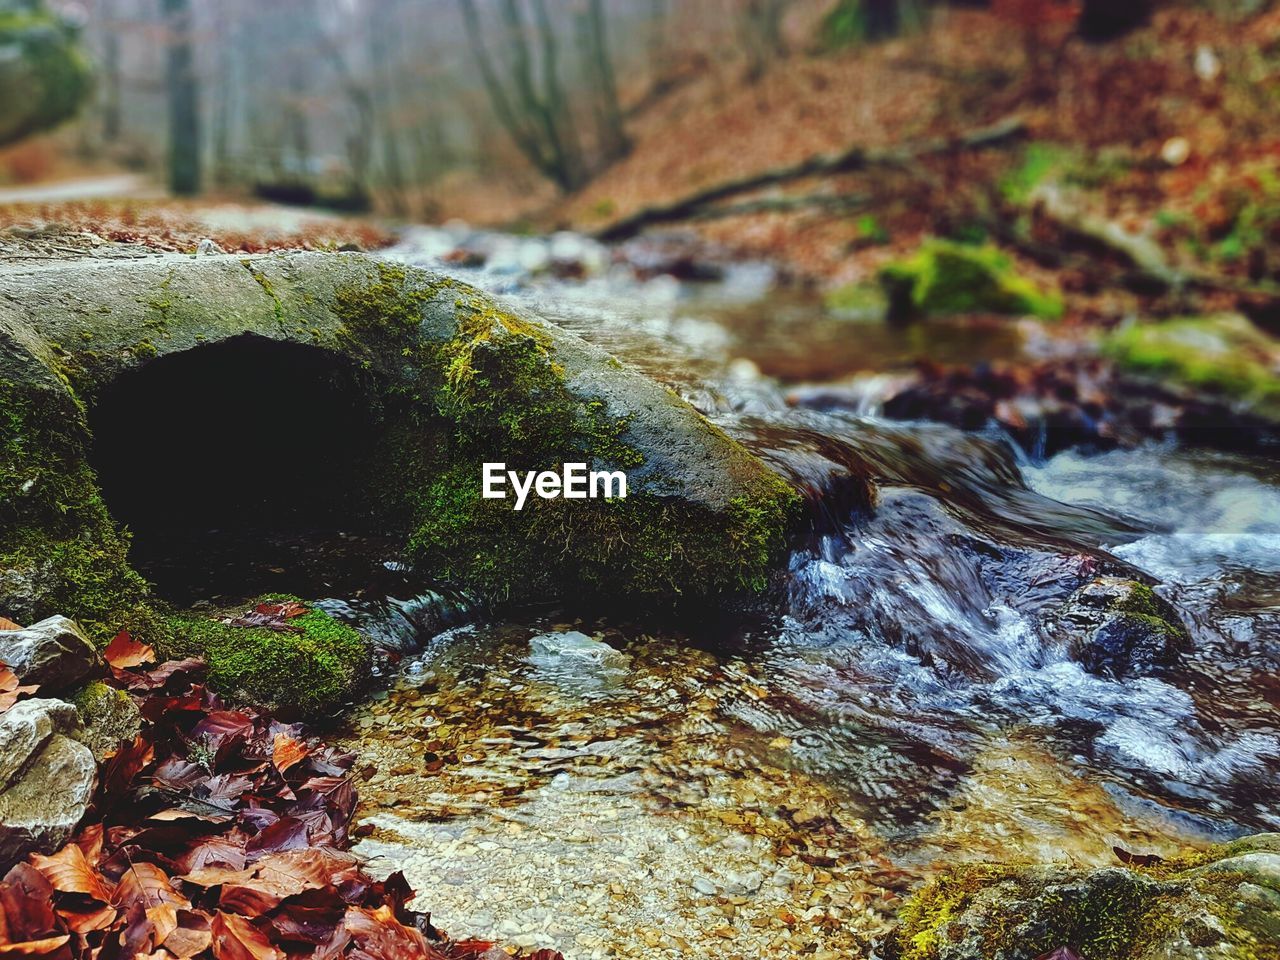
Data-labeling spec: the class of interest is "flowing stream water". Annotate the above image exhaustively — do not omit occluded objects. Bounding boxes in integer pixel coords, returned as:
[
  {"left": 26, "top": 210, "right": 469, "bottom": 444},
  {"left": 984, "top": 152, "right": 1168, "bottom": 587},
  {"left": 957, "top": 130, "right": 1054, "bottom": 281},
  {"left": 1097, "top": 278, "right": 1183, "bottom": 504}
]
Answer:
[{"left": 162, "top": 227, "right": 1280, "bottom": 959}]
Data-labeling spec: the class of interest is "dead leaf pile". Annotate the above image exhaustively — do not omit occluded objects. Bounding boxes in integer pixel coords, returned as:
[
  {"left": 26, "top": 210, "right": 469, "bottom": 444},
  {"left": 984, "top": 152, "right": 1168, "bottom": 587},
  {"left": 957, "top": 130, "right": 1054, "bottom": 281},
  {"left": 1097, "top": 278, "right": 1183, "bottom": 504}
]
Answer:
[{"left": 0, "top": 635, "right": 562, "bottom": 960}]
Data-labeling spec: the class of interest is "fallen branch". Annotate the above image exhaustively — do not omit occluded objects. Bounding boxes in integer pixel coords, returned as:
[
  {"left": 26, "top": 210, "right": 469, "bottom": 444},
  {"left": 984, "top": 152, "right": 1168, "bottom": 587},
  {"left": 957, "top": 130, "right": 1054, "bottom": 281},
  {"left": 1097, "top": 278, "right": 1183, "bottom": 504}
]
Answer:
[
  {"left": 685, "top": 192, "right": 870, "bottom": 222},
  {"left": 595, "top": 114, "right": 1027, "bottom": 241},
  {"left": 996, "top": 185, "right": 1280, "bottom": 304}
]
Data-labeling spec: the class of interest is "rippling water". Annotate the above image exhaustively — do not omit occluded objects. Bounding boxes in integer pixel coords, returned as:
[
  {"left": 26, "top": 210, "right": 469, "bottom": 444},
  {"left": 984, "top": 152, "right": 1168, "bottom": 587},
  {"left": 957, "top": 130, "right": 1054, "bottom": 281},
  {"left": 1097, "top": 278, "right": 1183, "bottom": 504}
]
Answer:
[{"left": 374, "top": 227, "right": 1280, "bottom": 842}]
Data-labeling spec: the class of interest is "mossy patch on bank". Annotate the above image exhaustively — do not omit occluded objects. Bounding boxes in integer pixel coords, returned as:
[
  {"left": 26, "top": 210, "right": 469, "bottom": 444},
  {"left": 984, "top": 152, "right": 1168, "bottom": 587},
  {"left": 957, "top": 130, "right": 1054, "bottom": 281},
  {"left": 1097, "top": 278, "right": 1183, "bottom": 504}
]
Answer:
[
  {"left": 879, "top": 239, "right": 1064, "bottom": 321},
  {"left": 1103, "top": 314, "right": 1280, "bottom": 413},
  {"left": 888, "top": 839, "right": 1280, "bottom": 960},
  {"left": 167, "top": 597, "right": 370, "bottom": 717}
]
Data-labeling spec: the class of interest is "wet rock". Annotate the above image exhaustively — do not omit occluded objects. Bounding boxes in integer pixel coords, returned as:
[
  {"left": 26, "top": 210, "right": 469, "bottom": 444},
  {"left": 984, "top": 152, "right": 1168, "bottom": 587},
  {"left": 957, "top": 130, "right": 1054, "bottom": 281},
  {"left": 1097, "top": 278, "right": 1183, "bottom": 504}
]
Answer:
[
  {"left": 0, "top": 615, "right": 100, "bottom": 691},
  {"left": 1052, "top": 577, "right": 1190, "bottom": 679},
  {"left": 0, "top": 698, "right": 96, "bottom": 869},
  {"left": 885, "top": 836, "right": 1280, "bottom": 960},
  {"left": 69, "top": 679, "right": 142, "bottom": 761}
]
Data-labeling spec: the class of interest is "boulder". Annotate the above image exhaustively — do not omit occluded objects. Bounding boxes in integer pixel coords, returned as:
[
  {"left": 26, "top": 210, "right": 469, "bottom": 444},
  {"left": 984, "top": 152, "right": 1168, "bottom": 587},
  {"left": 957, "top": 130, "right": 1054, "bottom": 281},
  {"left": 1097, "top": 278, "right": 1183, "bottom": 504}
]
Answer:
[
  {"left": 0, "top": 698, "right": 96, "bottom": 869},
  {"left": 1051, "top": 577, "right": 1190, "bottom": 679},
  {"left": 0, "top": 1, "right": 92, "bottom": 147},
  {"left": 0, "top": 251, "right": 796, "bottom": 708},
  {"left": 885, "top": 834, "right": 1280, "bottom": 960},
  {"left": 0, "top": 615, "right": 100, "bottom": 691}
]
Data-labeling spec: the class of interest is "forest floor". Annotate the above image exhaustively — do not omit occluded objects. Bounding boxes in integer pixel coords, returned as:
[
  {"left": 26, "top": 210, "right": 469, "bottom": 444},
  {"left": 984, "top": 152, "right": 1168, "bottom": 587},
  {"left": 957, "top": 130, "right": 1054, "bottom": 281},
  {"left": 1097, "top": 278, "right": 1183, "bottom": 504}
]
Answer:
[{"left": 475, "top": 6, "right": 1280, "bottom": 325}]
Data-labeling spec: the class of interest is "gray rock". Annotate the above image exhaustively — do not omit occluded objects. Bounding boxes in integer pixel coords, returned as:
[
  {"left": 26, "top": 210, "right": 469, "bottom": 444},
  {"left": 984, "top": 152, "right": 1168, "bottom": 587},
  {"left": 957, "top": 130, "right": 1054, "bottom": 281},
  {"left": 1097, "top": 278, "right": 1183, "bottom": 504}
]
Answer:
[
  {"left": 1192, "top": 852, "right": 1280, "bottom": 893},
  {"left": 0, "top": 734, "right": 96, "bottom": 869},
  {"left": 0, "top": 615, "right": 100, "bottom": 691},
  {"left": 0, "top": 697, "right": 95, "bottom": 869},
  {"left": 0, "top": 696, "right": 79, "bottom": 784}
]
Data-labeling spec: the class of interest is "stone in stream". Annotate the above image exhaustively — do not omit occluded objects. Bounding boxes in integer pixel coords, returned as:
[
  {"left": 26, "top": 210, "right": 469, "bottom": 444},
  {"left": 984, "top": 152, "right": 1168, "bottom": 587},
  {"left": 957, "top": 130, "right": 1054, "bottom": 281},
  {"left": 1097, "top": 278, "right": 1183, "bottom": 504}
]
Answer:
[
  {"left": 884, "top": 833, "right": 1280, "bottom": 960},
  {"left": 0, "top": 614, "right": 100, "bottom": 692},
  {"left": 0, "top": 698, "right": 96, "bottom": 870},
  {"left": 0, "top": 249, "right": 798, "bottom": 711},
  {"left": 0, "top": 1, "right": 92, "bottom": 148},
  {"left": 1051, "top": 576, "right": 1190, "bottom": 679}
]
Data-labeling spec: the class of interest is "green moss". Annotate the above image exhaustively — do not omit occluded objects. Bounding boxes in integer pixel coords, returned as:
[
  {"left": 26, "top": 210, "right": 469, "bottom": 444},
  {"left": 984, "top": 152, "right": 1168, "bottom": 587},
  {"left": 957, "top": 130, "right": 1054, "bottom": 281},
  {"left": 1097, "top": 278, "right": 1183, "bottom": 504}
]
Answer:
[
  {"left": 894, "top": 867, "right": 1168, "bottom": 960},
  {"left": 880, "top": 239, "right": 1064, "bottom": 320},
  {"left": 893, "top": 845, "right": 1280, "bottom": 960},
  {"left": 0, "top": 378, "right": 155, "bottom": 642},
  {"left": 367, "top": 281, "right": 799, "bottom": 603},
  {"left": 1103, "top": 315, "right": 1280, "bottom": 411},
  {"left": 1001, "top": 142, "right": 1075, "bottom": 206},
  {"left": 242, "top": 261, "right": 286, "bottom": 327},
  {"left": 141, "top": 268, "right": 177, "bottom": 334},
  {"left": 70, "top": 679, "right": 141, "bottom": 758},
  {"left": 166, "top": 597, "right": 370, "bottom": 716},
  {"left": 894, "top": 865, "right": 1018, "bottom": 960}
]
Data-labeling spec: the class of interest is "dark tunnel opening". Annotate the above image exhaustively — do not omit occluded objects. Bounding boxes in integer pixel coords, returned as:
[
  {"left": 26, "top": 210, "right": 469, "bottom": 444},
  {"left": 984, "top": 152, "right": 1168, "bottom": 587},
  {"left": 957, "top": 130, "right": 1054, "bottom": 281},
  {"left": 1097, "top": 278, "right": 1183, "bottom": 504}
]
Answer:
[{"left": 87, "top": 336, "right": 392, "bottom": 606}]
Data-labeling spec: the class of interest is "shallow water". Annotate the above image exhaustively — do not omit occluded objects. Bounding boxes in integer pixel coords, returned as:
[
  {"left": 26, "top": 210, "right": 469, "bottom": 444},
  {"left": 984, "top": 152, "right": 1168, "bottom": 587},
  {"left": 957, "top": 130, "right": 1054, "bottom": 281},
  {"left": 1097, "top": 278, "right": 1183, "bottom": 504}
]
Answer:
[{"left": 194, "top": 227, "right": 1280, "bottom": 956}]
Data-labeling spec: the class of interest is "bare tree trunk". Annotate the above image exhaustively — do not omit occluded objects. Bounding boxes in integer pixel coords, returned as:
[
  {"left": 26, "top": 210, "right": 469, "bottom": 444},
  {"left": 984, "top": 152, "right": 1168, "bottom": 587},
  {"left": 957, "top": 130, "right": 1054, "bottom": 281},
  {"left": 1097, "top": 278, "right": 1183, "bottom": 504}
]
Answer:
[
  {"left": 457, "top": 0, "right": 587, "bottom": 192},
  {"left": 369, "top": 4, "right": 408, "bottom": 215},
  {"left": 99, "top": 0, "right": 123, "bottom": 144},
  {"left": 162, "top": 0, "right": 201, "bottom": 195},
  {"left": 528, "top": 0, "right": 586, "bottom": 189},
  {"left": 647, "top": 0, "right": 669, "bottom": 86},
  {"left": 1079, "top": 0, "right": 1152, "bottom": 41},
  {"left": 582, "top": 0, "right": 629, "bottom": 165},
  {"left": 739, "top": 0, "right": 788, "bottom": 83},
  {"left": 864, "top": 0, "right": 901, "bottom": 41},
  {"left": 457, "top": 0, "right": 549, "bottom": 173},
  {"left": 211, "top": 9, "right": 234, "bottom": 186}
]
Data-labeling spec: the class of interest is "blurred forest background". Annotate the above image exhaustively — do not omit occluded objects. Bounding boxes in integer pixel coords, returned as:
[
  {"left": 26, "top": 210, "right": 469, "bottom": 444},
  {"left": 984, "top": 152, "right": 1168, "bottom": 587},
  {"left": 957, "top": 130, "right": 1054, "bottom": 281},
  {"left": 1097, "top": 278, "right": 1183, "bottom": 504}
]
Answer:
[{"left": 3, "top": 0, "right": 1280, "bottom": 295}]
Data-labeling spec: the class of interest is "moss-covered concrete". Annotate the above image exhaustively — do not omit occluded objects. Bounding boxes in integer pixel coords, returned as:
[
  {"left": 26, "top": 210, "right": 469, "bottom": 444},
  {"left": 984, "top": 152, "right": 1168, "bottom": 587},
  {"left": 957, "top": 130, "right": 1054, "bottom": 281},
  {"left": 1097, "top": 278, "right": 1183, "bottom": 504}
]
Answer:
[
  {"left": 880, "top": 239, "right": 1064, "bottom": 321},
  {"left": 0, "top": 3, "right": 92, "bottom": 147},
  {"left": 167, "top": 597, "right": 370, "bottom": 718},
  {"left": 887, "top": 834, "right": 1280, "bottom": 960},
  {"left": 0, "top": 251, "right": 799, "bottom": 688},
  {"left": 1103, "top": 314, "right": 1280, "bottom": 420}
]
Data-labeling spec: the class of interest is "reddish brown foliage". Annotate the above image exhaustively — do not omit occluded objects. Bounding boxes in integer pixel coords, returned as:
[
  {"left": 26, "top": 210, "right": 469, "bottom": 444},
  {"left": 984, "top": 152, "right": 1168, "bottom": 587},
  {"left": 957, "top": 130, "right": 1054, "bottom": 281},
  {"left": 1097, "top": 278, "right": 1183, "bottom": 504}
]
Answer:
[
  {"left": 0, "top": 662, "right": 39, "bottom": 713},
  {"left": 0, "top": 651, "right": 560, "bottom": 960}
]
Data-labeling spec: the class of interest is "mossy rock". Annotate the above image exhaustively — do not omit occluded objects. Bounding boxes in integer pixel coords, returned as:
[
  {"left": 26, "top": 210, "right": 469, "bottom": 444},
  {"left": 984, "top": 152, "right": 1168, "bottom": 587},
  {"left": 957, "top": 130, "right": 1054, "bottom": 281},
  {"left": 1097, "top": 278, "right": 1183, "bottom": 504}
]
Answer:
[
  {"left": 167, "top": 598, "right": 370, "bottom": 718},
  {"left": 0, "top": 250, "right": 798, "bottom": 656},
  {"left": 1103, "top": 314, "right": 1280, "bottom": 420},
  {"left": 69, "top": 679, "right": 141, "bottom": 761},
  {"left": 879, "top": 239, "right": 1064, "bottom": 321},
  {"left": 0, "top": 2, "right": 92, "bottom": 148},
  {"left": 1050, "top": 577, "right": 1190, "bottom": 680},
  {"left": 886, "top": 835, "right": 1280, "bottom": 960}
]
